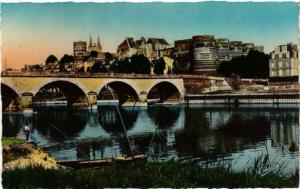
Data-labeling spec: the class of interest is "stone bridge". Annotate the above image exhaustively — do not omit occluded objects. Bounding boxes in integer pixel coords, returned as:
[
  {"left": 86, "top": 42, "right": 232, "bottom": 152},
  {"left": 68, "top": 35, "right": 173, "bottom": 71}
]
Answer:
[
  {"left": 1, "top": 72, "right": 231, "bottom": 112},
  {"left": 1, "top": 73, "right": 186, "bottom": 112}
]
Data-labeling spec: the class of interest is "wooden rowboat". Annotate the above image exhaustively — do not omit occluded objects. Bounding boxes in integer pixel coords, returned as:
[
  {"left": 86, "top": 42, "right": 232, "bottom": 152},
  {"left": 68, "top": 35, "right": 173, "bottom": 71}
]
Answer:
[{"left": 57, "top": 154, "right": 147, "bottom": 169}]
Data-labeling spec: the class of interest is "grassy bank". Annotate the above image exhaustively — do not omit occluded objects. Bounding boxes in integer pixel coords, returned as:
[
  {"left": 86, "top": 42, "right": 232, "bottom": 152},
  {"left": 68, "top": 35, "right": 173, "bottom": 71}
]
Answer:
[
  {"left": 2, "top": 161, "right": 298, "bottom": 188},
  {"left": 2, "top": 137, "right": 25, "bottom": 145},
  {"left": 2, "top": 141, "right": 59, "bottom": 170}
]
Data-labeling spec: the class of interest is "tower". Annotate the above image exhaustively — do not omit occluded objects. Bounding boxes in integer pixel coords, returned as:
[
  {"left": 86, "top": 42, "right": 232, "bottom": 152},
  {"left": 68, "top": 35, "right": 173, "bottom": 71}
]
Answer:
[
  {"left": 97, "top": 35, "right": 102, "bottom": 52},
  {"left": 89, "top": 34, "right": 93, "bottom": 49}
]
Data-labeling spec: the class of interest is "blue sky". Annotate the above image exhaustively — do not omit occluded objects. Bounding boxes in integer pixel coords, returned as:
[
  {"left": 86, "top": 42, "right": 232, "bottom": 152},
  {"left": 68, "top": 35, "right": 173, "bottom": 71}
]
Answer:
[{"left": 2, "top": 2, "right": 298, "bottom": 68}]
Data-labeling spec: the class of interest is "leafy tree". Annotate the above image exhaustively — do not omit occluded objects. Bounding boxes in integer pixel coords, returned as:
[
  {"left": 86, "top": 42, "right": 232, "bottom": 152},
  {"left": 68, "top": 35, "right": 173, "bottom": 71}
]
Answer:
[
  {"left": 91, "top": 61, "right": 108, "bottom": 73},
  {"left": 153, "top": 58, "right": 166, "bottom": 74},
  {"left": 217, "top": 50, "right": 269, "bottom": 78},
  {"left": 59, "top": 54, "right": 74, "bottom": 72},
  {"left": 59, "top": 54, "right": 74, "bottom": 64},
  {"left": 104, "top": 52, "right": 113, "bottom": 60},
  {"left": 104, "top": 52, "right": 114, "bottom": 65},
  {"left": 77, "top": 67, "right": 85, "bottom": 73},
  {"left": 45, "top": 55, "right": 58, "bottom": 64},
  {"left": 110, "top": 58, "right": 131, "bottom": 73},
  {"left": 131, "top": 54, "right": 151, "bottom": 74},
  {"left": 110, "top": 54, "right": 151, "bottom": 74},
  {"left": 90, "top": 51, "right": 98, "bottom": 58},
  {"left": 83, "top": 56, "right": 90, "bottom": 62}
]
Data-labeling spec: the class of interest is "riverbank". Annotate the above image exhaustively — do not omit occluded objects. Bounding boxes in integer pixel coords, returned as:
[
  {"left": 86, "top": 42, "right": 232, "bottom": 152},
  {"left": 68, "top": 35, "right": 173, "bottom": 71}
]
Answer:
[
  {"left": 2, "top": 137, "right": 59, "bottom": 171},
  {"left": 2, "top": 161, "right": 298, "bottom": 188}
]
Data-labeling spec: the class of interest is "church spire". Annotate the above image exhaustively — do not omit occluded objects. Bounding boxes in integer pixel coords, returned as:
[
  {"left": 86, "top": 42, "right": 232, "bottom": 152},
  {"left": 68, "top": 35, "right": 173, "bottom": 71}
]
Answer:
[
  {"left": 97, "top": 34, "right": 102, "bottom": 51},
  {"left": 97, "top": 35, "right": 100, "bottom": 46},
  {"left": 89, "top": 34, "right": 92, "bottom": 48}
]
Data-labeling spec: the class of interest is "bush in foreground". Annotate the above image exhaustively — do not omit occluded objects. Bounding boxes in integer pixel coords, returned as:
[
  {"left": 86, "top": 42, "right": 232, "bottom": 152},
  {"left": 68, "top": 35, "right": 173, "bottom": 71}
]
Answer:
[{"left": 2, "top": 161, "right": 298, "bottom": 188}]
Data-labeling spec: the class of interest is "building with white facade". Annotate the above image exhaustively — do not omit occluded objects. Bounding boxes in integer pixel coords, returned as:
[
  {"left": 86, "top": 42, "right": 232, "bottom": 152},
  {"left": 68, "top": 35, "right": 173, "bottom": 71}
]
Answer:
[{"left": 269, "top": 43, "right": 299, "bottom": 77}]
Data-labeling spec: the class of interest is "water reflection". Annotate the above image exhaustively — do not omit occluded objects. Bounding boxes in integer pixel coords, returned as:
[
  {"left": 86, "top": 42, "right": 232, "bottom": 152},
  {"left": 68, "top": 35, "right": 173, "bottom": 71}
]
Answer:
[
  {"left": 34, "top": 107, "right": 88, "bottom": 141},
  {"left": 269, "top": 111, "right": 299, "bottom": 154},
  {"left": 2, "top": 114, "right": 24, "bottom": 137},
  {"left": 98, "top": 106, "right": 138, "bottom": 134},
  {"left": 2, "top": 105, "right": 298, "bottom": 174},
  {"left": 147, "top": 106, "right": 180, "bottom": 128},
  {"left": 75, "top": 140, "right": 111, "bottom": 160}
]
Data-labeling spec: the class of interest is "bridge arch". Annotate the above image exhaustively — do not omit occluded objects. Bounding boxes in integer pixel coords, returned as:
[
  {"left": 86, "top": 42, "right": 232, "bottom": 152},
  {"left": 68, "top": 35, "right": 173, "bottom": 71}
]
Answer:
[
  {"left": 31, "top": 78, "right": 88, "bottom": 97},
  {"left": 97, "top": 80, "right": 139, "bottom": 105},
  {"left": 147, "top": 81, "right": 182, "bottom": 103},
  {"left": 1, "top": 83, "right": 22, "bottom": 111},
  {"left": 33, "top": 80, "right": 89, "bottom": 108}
]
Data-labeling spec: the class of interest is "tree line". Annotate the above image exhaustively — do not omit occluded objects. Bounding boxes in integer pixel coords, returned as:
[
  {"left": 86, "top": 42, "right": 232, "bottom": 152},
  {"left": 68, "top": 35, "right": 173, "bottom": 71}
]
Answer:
[
  {"left": 45, "top": 53, "right": 167, "bottom": 74},
  {"left": 43, "top": 49, "right": 270, "bottom": 78},
  {"left": 217, "top": 50, "right": 270, "bottom": 78}
]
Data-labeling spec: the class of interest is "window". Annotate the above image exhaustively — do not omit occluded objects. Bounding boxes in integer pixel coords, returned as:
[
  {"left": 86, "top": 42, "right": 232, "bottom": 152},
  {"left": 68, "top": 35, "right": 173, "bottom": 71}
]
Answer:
[
  {"left": 286, "top": 69, "right": 291, "bottom": 76},
  {"left": 279, "top": 70, "right": 283, "bottom": 76},
  {"left": 282, "top": 46, "right": 287, "bottom": 52},
  {"left": 279, "top": 61, "right": 282, "bottom": 68},
  {"left": 286, "top": 61, "right": 290, "bottom": 67}
]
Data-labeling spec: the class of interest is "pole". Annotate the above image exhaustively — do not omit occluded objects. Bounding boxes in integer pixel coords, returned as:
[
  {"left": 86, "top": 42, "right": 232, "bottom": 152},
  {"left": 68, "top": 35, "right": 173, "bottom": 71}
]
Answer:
[{"left": 108, "top": 85, "right": 134, "bottom": 156}]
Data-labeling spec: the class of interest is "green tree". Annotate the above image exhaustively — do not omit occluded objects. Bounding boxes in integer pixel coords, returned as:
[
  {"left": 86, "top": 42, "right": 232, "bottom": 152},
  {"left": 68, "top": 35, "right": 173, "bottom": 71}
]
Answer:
[
  {"left": 59, "top": 54, "right": 74, "bottom": 72},
  {"left": 217, "top": 50, "right": 269, "bottom": 78},
  {"left": 104, "top": 52, "right": 113, "bottom": 66},
  {"left": 110, "top": 54, "right": 151, "bottom": 74},
  {"left": 110, "top": 58, "right": 132, "bottom": 73},
  {"left": 90, "top": 51, "right": 98, "bottom": 59},
  {"left": 131, "top": 54, "right": 151, "bottom": 74},
  {"left": 59, "top": 54, "right": 74, "bottom": 64},
  {"left": 45, "top": 55, "right": 58, "bottom": 64},
  {"left": 153, "top": 58, "right": 166, "bottom": 74},
  {"left": 83, "top": 55, "right": 90, "bottom": 62},
  {"left": 91, "top": 61, "right": 108, "bottom": 73}
]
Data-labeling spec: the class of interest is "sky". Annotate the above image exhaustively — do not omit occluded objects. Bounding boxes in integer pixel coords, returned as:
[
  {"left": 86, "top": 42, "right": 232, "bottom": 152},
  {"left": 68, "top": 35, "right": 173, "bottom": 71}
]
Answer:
[{"left": 2, "top": 2, "right": 299, "bottom": 69}]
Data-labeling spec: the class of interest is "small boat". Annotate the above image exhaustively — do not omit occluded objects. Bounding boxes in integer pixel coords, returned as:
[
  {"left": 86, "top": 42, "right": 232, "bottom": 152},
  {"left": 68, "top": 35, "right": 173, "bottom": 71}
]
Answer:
[{"left": 57, "top": 154, "right": 147, "bottom": 169}]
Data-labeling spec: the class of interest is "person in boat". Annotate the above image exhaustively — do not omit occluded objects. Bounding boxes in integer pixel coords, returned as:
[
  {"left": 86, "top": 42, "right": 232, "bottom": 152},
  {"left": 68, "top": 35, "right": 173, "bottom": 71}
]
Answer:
[{"left": 24, "top": 122, "right": 30, "bottom": 142}]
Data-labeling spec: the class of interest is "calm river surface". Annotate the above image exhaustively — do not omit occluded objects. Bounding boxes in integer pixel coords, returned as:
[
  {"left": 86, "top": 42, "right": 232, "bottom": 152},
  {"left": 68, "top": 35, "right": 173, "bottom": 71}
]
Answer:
[{"left": 2, "top": 104, "right": 299, "bottom": 175}]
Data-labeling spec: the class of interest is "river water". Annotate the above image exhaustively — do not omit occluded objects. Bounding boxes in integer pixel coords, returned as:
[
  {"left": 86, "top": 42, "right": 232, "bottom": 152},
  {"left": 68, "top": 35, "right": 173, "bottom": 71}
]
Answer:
[{"left": 2, "top": 104, "right": 299, "bottom": 175}]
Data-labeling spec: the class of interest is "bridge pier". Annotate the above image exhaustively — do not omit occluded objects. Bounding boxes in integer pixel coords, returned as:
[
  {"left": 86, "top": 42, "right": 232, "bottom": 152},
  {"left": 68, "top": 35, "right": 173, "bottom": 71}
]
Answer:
[
  {"left": 87, "top": 92, "right": 98, "bottom": 110},
  {"left": 139, "top": 91, "right": 148, "bottom": 103},
  {"left": 21, "top": 93, "right": 33, "bottom": 113}
]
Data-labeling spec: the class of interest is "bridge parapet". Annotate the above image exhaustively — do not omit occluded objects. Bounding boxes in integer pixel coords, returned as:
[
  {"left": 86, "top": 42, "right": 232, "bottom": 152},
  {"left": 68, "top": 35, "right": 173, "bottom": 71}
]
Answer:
[{"left": 1, "top": 71, "right": 224, "bottom": 80}]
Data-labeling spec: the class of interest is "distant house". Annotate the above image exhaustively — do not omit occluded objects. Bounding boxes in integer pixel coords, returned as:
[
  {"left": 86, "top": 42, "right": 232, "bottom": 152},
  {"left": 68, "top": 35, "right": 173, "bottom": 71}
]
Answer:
[
  {"left": 269, "top": 43, "right": 299, "bottom": 78},
  {"left": 117, "top": 37, "right": 138, "bottom": 59},
  {"left": 117, "top": 37, "right": 172, "bottom": 61},
  {"left": 147, "top": 38, "right": 171, "bottom": 60}
]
